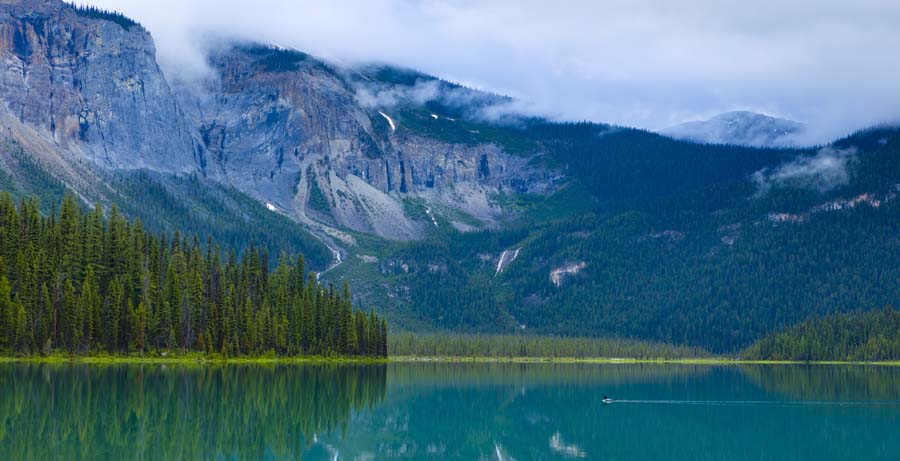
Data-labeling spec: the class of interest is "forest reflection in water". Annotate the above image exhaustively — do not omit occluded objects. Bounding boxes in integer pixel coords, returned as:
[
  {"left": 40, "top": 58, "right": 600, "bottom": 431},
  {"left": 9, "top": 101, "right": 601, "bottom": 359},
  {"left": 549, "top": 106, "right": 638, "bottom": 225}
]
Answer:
[
  {"left": 0, "top": 363, "right": 387, "bottom": 460},
  {"left": 1, "top": 362, "right": 899, "bottom": 460}
]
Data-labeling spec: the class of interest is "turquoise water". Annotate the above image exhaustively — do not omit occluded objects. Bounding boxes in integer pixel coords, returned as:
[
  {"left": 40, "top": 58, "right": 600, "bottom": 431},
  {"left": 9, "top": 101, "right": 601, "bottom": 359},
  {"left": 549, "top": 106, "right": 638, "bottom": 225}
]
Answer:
[{"left": 1, "top": 363, "right": 899, "bottom": 460}]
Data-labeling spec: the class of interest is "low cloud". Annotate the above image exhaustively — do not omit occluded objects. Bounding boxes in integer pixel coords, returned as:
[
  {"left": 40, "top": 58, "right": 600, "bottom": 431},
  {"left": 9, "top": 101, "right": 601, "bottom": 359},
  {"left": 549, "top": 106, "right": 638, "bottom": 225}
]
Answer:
[
  {"left": 752, "top": 147, "right": 857, "bottom": 194},
  {"left": 353, "top": 77, "right": 540, "bottom": 124},
  {"left": 82, "top": 0, "right": 900, "bottom": 143},
  {"left": 354, "top": 80, "right": 442, "bottom": 109}
]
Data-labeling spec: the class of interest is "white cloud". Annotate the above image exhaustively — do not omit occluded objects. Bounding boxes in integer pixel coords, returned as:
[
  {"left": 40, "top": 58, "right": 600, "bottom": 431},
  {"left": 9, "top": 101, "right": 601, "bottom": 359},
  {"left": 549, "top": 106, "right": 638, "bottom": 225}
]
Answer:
[
  {"left": 354, "top": 80, "right": 442, "bottom": 109},
  {"left": 82, "top": 0, "right": 900, "bottom": 143},
  {"left": 753, "top": 147, "right": 857, "bottom": 194}
]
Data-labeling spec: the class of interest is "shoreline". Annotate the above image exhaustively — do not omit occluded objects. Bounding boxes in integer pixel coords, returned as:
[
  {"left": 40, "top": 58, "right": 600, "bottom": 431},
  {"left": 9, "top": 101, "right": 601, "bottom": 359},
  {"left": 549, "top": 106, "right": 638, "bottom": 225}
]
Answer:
[
  {"left": 1, "top": 355, "right": 899, "bottom": 366},
  {"left": 389, "top": 356, "right": 900, "bottom": 366},
  {"left": 0, "top": 355, "right": 389, "bottom": 365}
]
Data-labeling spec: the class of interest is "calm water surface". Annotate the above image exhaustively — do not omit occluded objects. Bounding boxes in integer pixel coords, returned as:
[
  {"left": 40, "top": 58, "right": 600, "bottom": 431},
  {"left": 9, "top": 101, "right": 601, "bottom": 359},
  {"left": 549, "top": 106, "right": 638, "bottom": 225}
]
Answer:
[{"left": 1, "top": 362, "right": 899, "bottom": 460}]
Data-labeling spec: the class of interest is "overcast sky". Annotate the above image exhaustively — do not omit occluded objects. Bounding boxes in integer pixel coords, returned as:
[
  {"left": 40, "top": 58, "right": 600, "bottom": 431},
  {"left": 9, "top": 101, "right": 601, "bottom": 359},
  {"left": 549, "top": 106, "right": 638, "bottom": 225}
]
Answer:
[{"left": 84, "top": 0, "right": 900, "bottom": 144}]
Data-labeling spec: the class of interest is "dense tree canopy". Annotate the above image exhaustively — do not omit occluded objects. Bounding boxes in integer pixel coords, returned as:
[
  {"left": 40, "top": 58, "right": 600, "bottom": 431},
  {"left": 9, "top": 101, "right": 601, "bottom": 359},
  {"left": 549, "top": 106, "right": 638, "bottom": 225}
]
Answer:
[
  {"left": 355, "top": 127, "right": 900, "bottom": 353},
  {"left": 389, "top": 333, "right": 708, "bottom": 359},
  {"left": 743, "top": 307, "right": 900, "bottom": 361},
  {"left": 0, "top": 193, "right": 387, "bottom": 357}
]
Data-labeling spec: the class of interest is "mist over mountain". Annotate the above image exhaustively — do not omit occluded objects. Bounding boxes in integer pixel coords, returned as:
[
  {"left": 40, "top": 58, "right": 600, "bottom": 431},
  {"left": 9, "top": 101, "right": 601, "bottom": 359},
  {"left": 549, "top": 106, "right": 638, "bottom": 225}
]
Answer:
[
  {"left": 83, "top": 0, "right": 900, "bottom": 145},
  {"left": 2, "top": 0, "right": 900, "bottom": 352},
  {"left": 661, "top": 111, "right": 807, "bottom": 148}
]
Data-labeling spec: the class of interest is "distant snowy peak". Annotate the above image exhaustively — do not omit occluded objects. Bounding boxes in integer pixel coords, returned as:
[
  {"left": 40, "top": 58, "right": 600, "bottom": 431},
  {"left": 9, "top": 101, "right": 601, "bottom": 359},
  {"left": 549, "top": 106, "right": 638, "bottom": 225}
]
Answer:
[{"left": 661, "top": 111, "right": 805, "bottom": 148}]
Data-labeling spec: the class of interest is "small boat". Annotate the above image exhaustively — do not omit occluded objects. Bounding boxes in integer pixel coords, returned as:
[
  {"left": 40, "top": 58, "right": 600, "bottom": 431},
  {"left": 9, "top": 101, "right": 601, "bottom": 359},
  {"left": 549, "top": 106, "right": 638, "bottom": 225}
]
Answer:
[{"left": 602, "top": 396, "right": 614, "bottom": 404}]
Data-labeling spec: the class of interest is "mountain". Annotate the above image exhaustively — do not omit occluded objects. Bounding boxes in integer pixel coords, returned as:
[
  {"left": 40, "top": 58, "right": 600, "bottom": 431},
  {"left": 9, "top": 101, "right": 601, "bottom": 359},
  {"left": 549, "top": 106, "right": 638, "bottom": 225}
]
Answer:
[
  {"left": 0, "top": 0, "right": 555, "bottom": 247},
  {"left": 2, "top": 0, "right": 900, "bottom": 352},
  {"left": 661, "top": 111, "right": 805, "bottom": 147}
]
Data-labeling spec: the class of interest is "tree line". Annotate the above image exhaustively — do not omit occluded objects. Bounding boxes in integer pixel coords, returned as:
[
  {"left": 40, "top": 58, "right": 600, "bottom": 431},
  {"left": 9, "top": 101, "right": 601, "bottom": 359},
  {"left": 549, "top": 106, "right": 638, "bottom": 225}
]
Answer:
[
  {"left": 742, "top": 307, "right": 900, "bottom": 361},
  {"left": 0, "top": 193, "right": 387, "bottom": 357},
  {"left": 390, "top": 333, "right": 708, "bottom": 359}
]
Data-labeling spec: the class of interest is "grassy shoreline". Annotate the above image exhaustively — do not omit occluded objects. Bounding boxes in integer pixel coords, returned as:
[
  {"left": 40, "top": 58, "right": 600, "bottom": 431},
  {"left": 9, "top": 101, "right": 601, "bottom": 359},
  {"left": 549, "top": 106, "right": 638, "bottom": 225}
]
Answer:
[
  {"left": 0, "top": 354, "right": 388, "bottom": 365},
  {"left": 1, "top": 354, "right": 899, "bottom": 366}
]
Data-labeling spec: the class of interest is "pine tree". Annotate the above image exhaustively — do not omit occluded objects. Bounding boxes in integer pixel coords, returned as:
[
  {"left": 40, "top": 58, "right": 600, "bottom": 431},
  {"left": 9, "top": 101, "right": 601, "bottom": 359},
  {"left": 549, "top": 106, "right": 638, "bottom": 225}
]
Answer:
[
  {"left": 63, "top": 279, "right": 80, "bottom": 353},
  {"left": 0, "top": 276, "right": 13, "bottom": 349},
  {"left": 0, "top": 192, "right": 388, "bottom": 358},
  {"left": 80, "top": 265, "right": 101, "bottom": 352}
]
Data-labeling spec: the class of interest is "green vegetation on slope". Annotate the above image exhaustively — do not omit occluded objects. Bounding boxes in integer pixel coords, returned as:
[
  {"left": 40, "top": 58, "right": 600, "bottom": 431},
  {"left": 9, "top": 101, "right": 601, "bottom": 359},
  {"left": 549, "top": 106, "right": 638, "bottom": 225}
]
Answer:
[
  {"left": 522, "top": 121, "right": 799, "bottom": 208},
  {"left": 345, "top": 127, "right": 900, "bottom": 353},
  {"left": 0, "top": 193, "right": 387, "bottom": 358},
  {"left": 71, "top": 4, "right": 141, "bottom": 30},
  {"left": 111, "top": 171, "right": 334, "bottom": 268},
  {"left": 0, "top": 139, "right": 67, "bottom": 214},
  {"left": 743, "top": 307, "right": 900, "bottom": 361},
  {"left": 0, "top": 140, "right": 334, "bottom": 269}
]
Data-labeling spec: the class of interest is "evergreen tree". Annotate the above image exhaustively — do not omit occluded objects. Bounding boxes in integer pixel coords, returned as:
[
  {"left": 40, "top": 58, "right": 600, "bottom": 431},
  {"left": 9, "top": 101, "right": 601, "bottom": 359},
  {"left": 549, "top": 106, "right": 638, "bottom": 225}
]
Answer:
[{"left": 0, "top": 193, "right": 387, "bottom": 358}]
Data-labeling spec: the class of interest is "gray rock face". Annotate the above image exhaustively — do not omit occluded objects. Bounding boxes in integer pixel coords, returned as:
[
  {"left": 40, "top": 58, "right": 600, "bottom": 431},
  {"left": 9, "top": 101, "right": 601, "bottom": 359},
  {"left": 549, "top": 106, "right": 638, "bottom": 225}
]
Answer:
[
  {"left": 661, "top": 111, "right": 805, "bottom": 148},
  {"left": 0, "top": 0, "right": 198, "bottom": 172},
  {"left": 179, "top": 46, "right": 555, "bottom": 239},
  {"left": 0, "top": 0, "right": 556, "bottom": 243}
]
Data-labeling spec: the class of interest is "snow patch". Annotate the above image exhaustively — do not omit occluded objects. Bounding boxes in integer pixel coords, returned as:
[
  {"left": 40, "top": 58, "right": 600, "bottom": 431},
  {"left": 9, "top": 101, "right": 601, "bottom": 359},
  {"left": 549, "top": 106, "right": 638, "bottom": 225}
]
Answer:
[
  {"left": 378, "top": 111, "right": 396, "bottom": 131},
  {"left": 495, "top": 248, "right": 522, "bottom": 275},
  {"left": 424, "top": 207, "right": 439, "bottom": 227},
  {"left": 550, "top": 262, "right": 587, "bottom": 287}
]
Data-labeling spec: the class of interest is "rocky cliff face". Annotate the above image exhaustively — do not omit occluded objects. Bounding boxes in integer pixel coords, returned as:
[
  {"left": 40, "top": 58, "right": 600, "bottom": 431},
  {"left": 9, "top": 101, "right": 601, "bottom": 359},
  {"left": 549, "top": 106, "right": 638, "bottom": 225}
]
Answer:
[
  {"left": 179, "top": 45, "right": 555, "bottom": 240},
  {"left": 0, "top": 0, "right": 198, "bottom": 172},
  {"left": 0, "top": 0, "right": 556, "bottom": 246}
]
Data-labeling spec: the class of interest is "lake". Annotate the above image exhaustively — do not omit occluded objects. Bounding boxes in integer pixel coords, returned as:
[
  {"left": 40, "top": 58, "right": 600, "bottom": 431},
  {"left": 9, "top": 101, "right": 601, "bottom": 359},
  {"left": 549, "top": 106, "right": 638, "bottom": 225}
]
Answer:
[{"left": 1, "top": 362, "right": 899, "bottom": 460}]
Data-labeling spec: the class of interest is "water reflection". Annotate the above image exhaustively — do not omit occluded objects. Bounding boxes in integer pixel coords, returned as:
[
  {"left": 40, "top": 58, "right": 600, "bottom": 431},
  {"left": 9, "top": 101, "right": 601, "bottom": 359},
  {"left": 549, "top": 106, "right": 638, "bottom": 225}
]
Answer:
[
  {"left": 739, "top": 364, "right": 900, "bottom": 401},
  {"left": 0, "top": 364, "right": 386, "bottom": 460},
  {"left": 1, "top": 363, "right": 899, "bottom": 460},
  {"left": 329, "top": 363, "right": 900, "bottom": 460}
]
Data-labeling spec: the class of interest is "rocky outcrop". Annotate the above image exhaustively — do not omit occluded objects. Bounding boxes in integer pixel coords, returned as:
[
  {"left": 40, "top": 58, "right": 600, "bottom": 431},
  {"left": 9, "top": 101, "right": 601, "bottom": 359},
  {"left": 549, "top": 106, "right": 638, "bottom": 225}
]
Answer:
[
  {"left": 0, "top": 0, "right": 198, "bottom": 172},
  {"left": 0, "top": 0, "right": 558, "bottom": 244},
  {"left": 179, "top": 45, "right": 556, "bottom": 240}
]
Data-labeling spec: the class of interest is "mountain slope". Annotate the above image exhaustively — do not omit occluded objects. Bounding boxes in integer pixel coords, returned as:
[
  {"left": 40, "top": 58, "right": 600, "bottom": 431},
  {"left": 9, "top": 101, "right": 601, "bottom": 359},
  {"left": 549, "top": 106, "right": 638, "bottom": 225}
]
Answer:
[
  {"left": 346, "top": 127, "right": 900, "bottom": 351},
  {"left": 178, "top": 45, "right": 556, "bottom": 241},
  {"left": 0, "top": 0, "right": 554, "bottom": 259}
]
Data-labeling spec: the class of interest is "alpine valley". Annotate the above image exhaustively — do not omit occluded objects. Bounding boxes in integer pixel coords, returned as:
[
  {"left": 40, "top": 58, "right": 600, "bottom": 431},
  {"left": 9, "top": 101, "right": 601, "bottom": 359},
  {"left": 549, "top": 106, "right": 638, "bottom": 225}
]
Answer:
[{"left": 3, "top": 0, "right": 900, "bottom": 354}]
